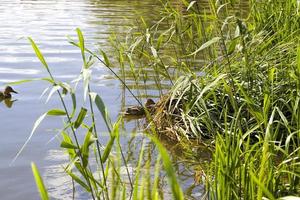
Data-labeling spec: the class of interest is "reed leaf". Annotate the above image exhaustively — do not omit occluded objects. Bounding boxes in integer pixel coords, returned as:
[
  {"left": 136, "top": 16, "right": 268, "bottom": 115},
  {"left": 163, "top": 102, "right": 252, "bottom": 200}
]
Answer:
[
  {"left": 11, "top": 109, "right": 66, "bottom": 165},
  {"left": 74, "top": 107, "right": 88, "bottom": 129},
  {"left": 31, "top": 163, "right": 49, "bottom": 200}
]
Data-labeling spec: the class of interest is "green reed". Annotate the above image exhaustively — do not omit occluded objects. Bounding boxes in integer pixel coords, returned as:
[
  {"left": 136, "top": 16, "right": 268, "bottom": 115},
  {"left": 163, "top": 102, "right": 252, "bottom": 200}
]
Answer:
[
  {"left": 11, "top": 27, "right": 184, "bottom": 199},
  {"left": 106, "top": 0, "right": 300, "bottom": 199},
  {"left": 13, "top": 0, "right": 300, "bottom": 199}
]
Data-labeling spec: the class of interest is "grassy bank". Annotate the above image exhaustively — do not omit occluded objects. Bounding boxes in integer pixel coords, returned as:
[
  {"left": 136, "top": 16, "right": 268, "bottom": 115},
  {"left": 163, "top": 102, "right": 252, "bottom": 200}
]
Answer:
[
  {"left": 108, "top": 0, "right": 300, "bottom": 198},
  {"left": 13, "top": 0, "right": 300, "bottom": 199}
]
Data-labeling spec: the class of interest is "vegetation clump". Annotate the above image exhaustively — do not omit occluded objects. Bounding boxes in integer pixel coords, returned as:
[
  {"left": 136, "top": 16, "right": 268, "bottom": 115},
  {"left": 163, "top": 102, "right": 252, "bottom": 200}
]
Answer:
[
  {"left": 120, "top": 0, "right": 300, "bottom": 145},
  {"left": 13, "top": 0, "right": 300, "bottom": 199},
  {"left": 111, "top": 0, "right": 300, "bottom": 198}
]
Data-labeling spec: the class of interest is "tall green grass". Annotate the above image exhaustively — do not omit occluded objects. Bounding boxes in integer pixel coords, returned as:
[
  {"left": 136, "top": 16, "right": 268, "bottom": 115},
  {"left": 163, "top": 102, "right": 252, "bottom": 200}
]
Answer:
[
  {"left": 11, "top": 28, "right": 184, "bottom": 200},
  {"left": 107, "top": 0, "right": 300, "bottom": 198},
  {"left": 13, "top": 0, "right": 300, "bottom": 199}
]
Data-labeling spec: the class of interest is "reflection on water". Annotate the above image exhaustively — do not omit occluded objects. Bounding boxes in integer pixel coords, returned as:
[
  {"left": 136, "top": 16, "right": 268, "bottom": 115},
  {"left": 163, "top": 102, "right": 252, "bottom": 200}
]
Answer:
[
  {"left": 0, "top": 98, "right": 17, "bottom": 108},
  {"left": 0, "top": 86, "right": 18, "bottom": 108},
  {"left": 0, "top": 0, "right": 167, "bottom": 199},
  {"left": 44, "top": 135, "right": 208, "bottom": 200},
  {"left": 0, "top": 0, "right": 215, "bottom": 199}
]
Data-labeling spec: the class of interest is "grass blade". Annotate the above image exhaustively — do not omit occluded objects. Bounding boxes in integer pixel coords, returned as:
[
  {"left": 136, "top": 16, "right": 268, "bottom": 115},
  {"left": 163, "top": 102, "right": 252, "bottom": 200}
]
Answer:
[
  {"left": 31, "top": 162, "right": 49, "bottom": 200},
  {"left": 11, "top": 109, "right": 66, "bottom": 165},
  {"left": 150, "top": 136, "right": 184, "bottom": 200}
]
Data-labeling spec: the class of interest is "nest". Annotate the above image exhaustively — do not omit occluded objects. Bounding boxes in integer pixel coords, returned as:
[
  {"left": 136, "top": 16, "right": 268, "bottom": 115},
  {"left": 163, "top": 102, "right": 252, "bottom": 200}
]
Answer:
[
  {"left": 152, "top": 94, "right": 203, "bottom": 142},
  {"left": 149, "top": 75, "right": 256, "bottom": 142}
]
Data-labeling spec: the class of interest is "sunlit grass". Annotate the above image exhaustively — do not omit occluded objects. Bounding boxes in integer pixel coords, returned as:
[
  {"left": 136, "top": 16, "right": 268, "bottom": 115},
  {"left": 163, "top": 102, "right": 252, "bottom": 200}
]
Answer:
[
  {"left": 12, "top": 27, "right": 184, "bottom": 199},
  {"left": 12, "top": 0, "right": 300, "bottom": 199},
  {"left": 107, "top": 0, "right": 300, "bottom": 198}
]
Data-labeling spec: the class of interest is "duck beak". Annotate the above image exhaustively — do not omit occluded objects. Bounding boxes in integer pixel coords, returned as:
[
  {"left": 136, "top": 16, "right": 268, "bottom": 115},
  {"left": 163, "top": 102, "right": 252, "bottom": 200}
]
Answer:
[{"left": 11, "top": 89, "right": 18, "bottom": 94}]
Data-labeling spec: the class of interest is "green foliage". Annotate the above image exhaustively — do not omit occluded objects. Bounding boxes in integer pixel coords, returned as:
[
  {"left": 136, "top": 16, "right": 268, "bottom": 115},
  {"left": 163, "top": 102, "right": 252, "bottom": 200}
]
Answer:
[
  {"left": 108, "top": 0, "right": 300, "bottom": 198},
  {"left": 13, "top": 26, "right": 184, "bottom": 200},
  {"left": 150, "top": 136, "right": 184, "bottom": 200},
  {"left": 14, "top": 0, "right": 300, "bottom": 199},
  {"left": 31, "top": 163, "right": 49, "bottom": 200}
]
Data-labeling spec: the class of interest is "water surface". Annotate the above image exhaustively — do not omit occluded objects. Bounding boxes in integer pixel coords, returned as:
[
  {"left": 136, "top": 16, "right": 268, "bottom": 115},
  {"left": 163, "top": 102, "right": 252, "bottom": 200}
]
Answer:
[{"left": 0, "top": 0, "right": 207, "bottom": 199}]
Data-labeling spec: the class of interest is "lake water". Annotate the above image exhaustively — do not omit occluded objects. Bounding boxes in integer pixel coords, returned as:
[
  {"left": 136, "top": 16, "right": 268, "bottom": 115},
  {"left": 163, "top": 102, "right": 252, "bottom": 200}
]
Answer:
[{"left": 0, "top": 0, "right": 208, "bottom": 199}]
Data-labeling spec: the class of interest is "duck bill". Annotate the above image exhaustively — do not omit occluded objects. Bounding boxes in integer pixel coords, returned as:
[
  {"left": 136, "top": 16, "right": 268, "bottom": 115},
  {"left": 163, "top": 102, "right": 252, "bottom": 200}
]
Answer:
[{"left": 11, "top": 89, "right": 18, "bottom": 94}]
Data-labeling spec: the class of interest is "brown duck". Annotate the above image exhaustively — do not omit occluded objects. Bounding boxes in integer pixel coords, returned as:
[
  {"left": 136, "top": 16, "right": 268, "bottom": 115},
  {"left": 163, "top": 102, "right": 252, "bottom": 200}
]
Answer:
[
  {"left": 124, "top": 99, "right": 155, "bottom": 116},
  {"left": 0, "top": 86, "right": 18, "bottom": 100}
]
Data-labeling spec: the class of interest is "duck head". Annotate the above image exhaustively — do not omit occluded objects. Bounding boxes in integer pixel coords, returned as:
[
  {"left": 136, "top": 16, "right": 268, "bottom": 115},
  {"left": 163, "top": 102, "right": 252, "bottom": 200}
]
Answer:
[
  {"left": 3, "top": 86, "right": 18, "bottom": 98},
  {"left": 145, "top": 99, "right": 155, "bottom": 108}
]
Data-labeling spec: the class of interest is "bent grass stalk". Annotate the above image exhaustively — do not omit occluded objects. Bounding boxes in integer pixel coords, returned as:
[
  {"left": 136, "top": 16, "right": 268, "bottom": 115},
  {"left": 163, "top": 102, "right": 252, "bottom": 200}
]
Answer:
[
  {"left": 108, "top": 0, "right": 300, "bottom": 198},
  {"left": 11, "top": 0, "right": 300, "bottom": 199},
  {"left": 12, "top": 28, "right": 184, "bottom": 199},
  {"left": 28, "top": 38, "right": 97, "bottom": 200},
  {"left": 76, "top": 28, "right": 110, "bottom": 200}
]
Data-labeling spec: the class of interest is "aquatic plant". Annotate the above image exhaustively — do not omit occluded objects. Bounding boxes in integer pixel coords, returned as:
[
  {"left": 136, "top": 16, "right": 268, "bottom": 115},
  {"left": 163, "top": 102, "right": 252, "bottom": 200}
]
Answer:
[
  {"left": 11, "top": 0, "right": 300, "bottom": 199},
  {"left": 10, "top": 27, "right": 184, "bottom": 200},
  {"left": 108, "top": 0, "right": 300, "bottom": 198}
]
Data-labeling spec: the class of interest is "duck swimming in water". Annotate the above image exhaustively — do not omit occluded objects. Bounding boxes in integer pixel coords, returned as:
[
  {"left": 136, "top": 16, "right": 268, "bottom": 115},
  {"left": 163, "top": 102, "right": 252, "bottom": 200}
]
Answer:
[
  {"left": 0, "top": 86, "right": 18, "bottom": 100},
  {"left": 124, "top": 99, "right": 155, "bottom": 116}
]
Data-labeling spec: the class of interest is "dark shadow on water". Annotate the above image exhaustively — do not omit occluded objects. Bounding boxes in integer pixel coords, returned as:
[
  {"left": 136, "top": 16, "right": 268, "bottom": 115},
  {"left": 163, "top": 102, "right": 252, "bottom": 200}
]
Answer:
[{"left": 0, "top": 98, "right": 17, "bottom": 108}]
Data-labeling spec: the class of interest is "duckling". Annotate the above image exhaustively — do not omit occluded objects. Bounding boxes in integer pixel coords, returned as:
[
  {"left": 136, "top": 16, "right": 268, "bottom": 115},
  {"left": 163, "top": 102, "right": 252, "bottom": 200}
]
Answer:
[
  {"left": 0, "top": 86, "right": 18, "bottom": 100},
  {"left": 124, "top": 99, "right": 155, "bottom": 116}
]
